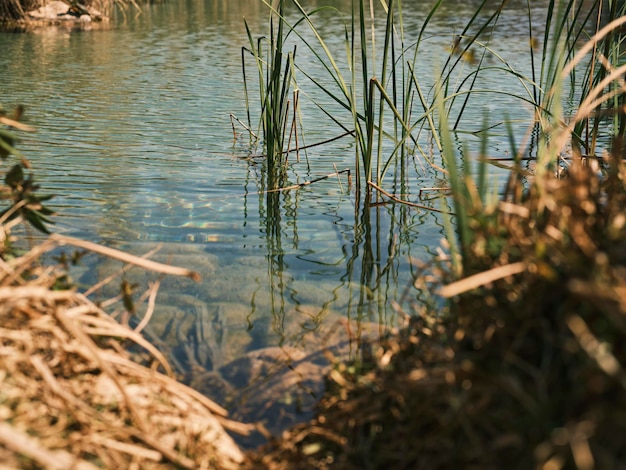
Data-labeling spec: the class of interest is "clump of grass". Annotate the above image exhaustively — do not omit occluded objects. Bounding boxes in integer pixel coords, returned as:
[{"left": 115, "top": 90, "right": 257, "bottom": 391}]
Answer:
[
  {"left": 243, "top": 0, "right": 624, "bottom": 207},
  {"left": 0, "top": 104, "right": 252, "bottom": 469},
  {"left": 242, "top": 0, "right": 300, "bottom": 190},
  {"left": 0, "top": 232, "right": 254, "bottom": 469},
  {"left": 290, "top": 0, "right": 423, "bottom": 196},
  {"left": 285, "top": 0, "right": 543, "bottom": 200}
]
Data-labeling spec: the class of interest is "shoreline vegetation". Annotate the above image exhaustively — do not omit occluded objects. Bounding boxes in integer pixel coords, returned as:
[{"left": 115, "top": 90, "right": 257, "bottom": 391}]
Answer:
[
  {"left": 0, "top": 0, "right": 133, "bottom": 30},
  {"left": 2, "top": 0, "right": 626, "bottom": 468},
  {"left": 248, "top": 148, "right": 626, "bottom": 469}
]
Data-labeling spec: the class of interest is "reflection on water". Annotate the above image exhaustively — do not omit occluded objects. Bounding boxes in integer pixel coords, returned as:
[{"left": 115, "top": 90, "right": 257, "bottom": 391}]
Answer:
[{"left": 1, "top": 0, "right": 555, "bottom": 443}]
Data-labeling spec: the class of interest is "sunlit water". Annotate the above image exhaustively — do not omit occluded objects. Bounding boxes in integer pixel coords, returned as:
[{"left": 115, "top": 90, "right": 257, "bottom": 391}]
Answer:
[{"left": 1, "top": 0, "right": 556, "bottom": 444}]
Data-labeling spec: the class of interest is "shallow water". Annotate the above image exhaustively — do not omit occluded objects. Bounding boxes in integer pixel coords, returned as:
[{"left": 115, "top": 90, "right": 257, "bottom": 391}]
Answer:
[{"left": 1, "top": 0, "right": 553, "bottom": 442}]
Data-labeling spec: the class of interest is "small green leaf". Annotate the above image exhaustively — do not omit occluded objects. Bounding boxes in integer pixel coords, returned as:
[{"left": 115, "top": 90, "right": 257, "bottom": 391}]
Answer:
[
  {"left": 37, "top": 204, "right": 56, "bottom": 216},
  {"left": 24, "top": 209, "right": 51, "bottom": 234},
  {"left": 0, "top": 128, "right": 16, "bottom": 141},
  {"left": 5, "top": 164, "right": 24, "bottom": 188},
  {"left": 0, "top": 139, "right": 14, "bottom": 159},
  {"left": 35, "top": 194, "right": 54, "bottom": 202}
]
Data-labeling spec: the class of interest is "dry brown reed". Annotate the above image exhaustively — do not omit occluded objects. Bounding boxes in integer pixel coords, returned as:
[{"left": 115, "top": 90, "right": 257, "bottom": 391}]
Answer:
[
  {"left": 0, "top": 226, "right": 251, "bottom": 469},
  {"left": 547, "top": 15, "right": 626, "bottom": 158}
]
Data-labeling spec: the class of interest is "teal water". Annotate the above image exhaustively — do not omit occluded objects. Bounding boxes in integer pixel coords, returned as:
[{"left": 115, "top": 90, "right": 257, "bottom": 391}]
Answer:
[{"left": 1, "top": 0, "right": 553, "bottom": 442}]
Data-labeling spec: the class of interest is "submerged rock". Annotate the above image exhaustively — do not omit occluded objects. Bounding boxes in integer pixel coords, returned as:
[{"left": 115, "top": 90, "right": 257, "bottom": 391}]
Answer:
[
  {"left": 218, "top": 346, "right": 327, "bottom": 448},
  {"left": 197, "top": 319, "right": 386, "bottom": 448}
]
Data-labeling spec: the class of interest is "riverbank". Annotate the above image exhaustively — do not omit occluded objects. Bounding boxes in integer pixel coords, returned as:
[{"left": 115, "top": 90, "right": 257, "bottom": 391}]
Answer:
[{"left": 0, "top": 0, "right": 112, "bottom": 31}]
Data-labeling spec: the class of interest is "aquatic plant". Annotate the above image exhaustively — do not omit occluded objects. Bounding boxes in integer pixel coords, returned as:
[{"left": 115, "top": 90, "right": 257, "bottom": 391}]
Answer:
[
  {"left": 242, "top": 0, "right": 300, "bottom": 190},
  {"left": 236, "top": 0, "right": 505, "bottom": 209},
  {"left": 526, "top": 0, "right": 626, "bottom": 172},
  {"left": 427, "top": 0, "right": 626, "bottom": 277},
  {"left": 243, "top": 0, "right": 624, "bottom": 204},
  {"left": 569, "top": 3, "right": 626, "bottom": 158},
  {"left": 289, "top": 0, "right": 412, "bottom": 196}
]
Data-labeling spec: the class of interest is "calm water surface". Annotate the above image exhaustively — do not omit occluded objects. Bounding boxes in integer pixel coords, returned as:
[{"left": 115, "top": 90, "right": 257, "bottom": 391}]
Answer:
[{"left": 1, "top": 0, "right": 553, "bottom": 441}]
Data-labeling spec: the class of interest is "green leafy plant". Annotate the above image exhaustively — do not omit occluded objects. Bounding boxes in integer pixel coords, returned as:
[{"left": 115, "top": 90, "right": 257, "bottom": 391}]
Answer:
[{"left": 0, "top": 104, "right": 55, "bottom": 237}]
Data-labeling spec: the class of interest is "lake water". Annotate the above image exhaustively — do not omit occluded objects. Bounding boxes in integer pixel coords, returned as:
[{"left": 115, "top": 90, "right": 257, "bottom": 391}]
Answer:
[{"left": 1, "top": 0, "right": 555, "bottom": 443}]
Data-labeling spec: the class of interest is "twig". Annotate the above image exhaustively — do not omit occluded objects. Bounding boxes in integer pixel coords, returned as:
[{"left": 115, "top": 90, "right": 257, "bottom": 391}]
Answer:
[
  {"left": 0, "top": 199, "right": 29, "bottom": 226},
  {"left": 0, "top": 423, "right": 98, "bottom": 470},
  {"left": 438, "top": 262, "right": 527, "bottom": 298},
  {"left": 267, "top": 169, "right": 351, "bottom": 193},
  {"left": 333, "top": 162, "right": 344, "bottom": 192},
  {"left": 49, "top": 235, "right": 200, "bottom": 281},
  {"left": 83, "top": 244, "right": 162, "bottom": 297},
  {"left": 368, "top": 181, "right": 453, "bottom": 214},
  {"left": 89, "top": 435, "right": 162, "bottom": 462},
  {"left": 133, "top": 280, "right": 160, "bottom": 334},
  {"left": 0, "top": 116, "right": 36, "bottom": 132},
  {"left": 566, "top": 313, "right": 626, "bottom": 390},
  {"left": 0, "top": 286, "right": 74, "bottom": 302}
]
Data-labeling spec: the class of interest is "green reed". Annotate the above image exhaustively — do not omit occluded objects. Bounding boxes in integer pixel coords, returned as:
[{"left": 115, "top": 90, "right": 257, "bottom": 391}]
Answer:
[
  {"left": 244, "top": 0, "right": 625, "bottom": 208},
  {"left": 529, "top": 0, "right": 626, "bottom": 172},
  {"left": 438, "top": 0, "right": 626, "bottom": 275},
  {"left": 519, "top": 0, "right": 626, "bottom": 168},
  {"left": 288, "top": 0, "right": 538, "bottom": 198},
  {"left": 570, "top": 0, "right": 626, "bottom": 157},
  {"left": 290, "top": 0, "right": 436, "bottom": 196},
  {"left": 438, "top": 94, "right": 500, "bottom": 276},
  {"left": 242, "top": 0, "right": 299, "bottom": 189}
]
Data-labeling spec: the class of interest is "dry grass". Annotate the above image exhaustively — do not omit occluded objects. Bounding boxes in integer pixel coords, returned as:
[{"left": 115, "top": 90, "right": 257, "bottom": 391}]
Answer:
[
  {"left": 248, "top": 148, "right": 626, "bottom": 469},
  {"left": 0, "top": 228, "right": 252, "bottom": 469}
]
